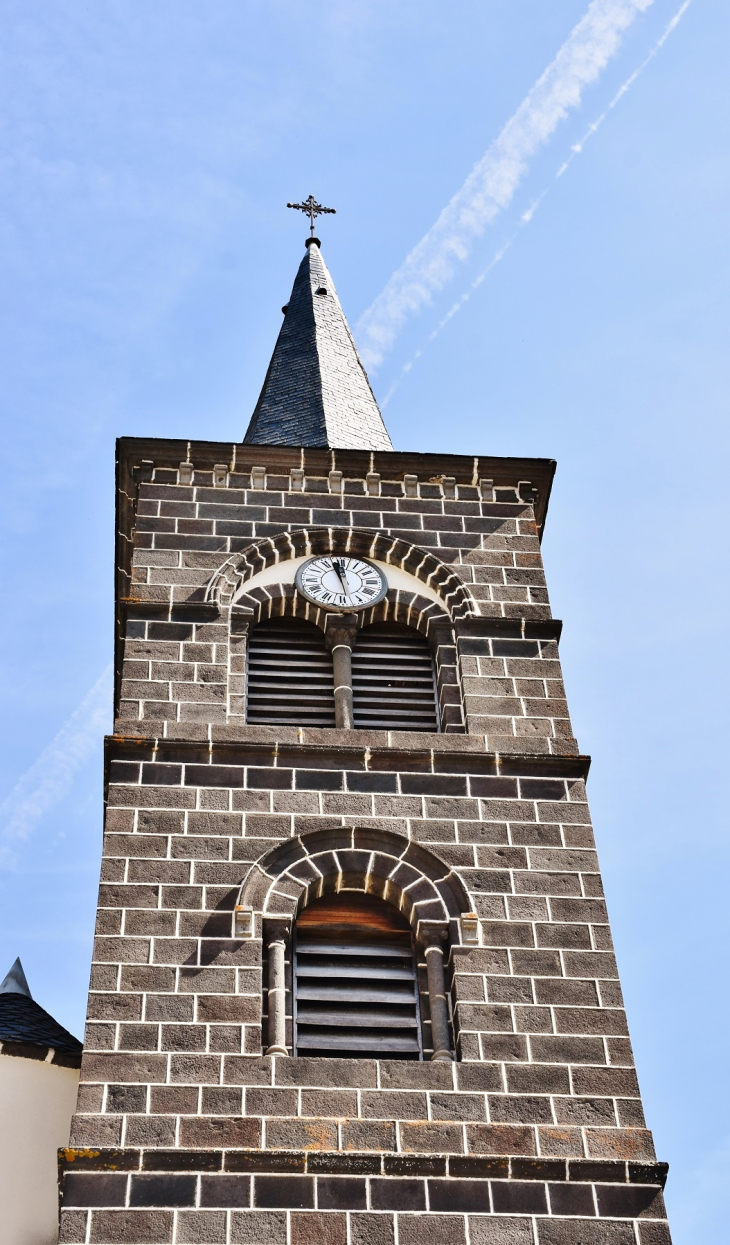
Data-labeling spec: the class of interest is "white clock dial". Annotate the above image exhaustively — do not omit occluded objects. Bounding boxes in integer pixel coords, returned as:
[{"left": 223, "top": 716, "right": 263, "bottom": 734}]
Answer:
[{"left": 295, "top": 556, "right": 388, "bottom": 611}]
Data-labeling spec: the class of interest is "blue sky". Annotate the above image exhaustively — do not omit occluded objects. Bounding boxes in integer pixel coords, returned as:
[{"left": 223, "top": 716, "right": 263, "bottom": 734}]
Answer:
[{"left": 0, "top": 2, "right": 727, "bottom": 1239}]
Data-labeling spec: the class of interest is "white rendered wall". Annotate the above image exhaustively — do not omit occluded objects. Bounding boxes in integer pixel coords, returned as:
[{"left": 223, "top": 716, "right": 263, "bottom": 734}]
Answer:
[{"left": 0, "top": 1052, "right": 79, "bottom": 1245}]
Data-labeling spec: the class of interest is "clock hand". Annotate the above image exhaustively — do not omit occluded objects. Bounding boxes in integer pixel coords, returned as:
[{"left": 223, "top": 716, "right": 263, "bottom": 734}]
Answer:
[{"left": 333, "top": 559, "right": 350, "bottom": 594}]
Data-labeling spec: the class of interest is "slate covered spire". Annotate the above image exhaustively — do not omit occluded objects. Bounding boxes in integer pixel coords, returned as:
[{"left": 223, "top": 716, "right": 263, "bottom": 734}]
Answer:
[
  {"left": 0, "top": 957, "right": 32, "bottom": 997},
  {"left": 244, "top": 240, "right": 393, "bottom": 450}
]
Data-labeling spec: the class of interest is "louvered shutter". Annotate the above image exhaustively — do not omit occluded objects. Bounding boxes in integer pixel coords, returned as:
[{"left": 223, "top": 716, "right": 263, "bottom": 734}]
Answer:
[
  {"left": 352, "top": 623, "right": 439, "bottom": 731},
  {"left": 246, "top": 618, "right": 336, "bottom": 726},
  {"left": 294, "top": 893, "right": 422, "bottom": 1059}
]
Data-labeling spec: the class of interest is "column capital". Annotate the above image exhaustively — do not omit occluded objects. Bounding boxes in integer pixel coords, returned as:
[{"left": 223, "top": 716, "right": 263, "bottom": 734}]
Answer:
[
  {"left": 230, "top": 604, "right": 254, "bottom": 636},
  {"left": 323, "top": 612, "right": 359, "bottom": 651},
  {"left": 417, "top": 920, "right": 450, "bottom": 950},
  {"left": 262, "top": 915, "right": 292, "bottom": 943}
]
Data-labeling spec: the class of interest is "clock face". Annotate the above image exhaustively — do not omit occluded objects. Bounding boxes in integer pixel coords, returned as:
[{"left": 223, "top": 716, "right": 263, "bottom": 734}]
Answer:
[{"left": 295, "top": 556, "right": 388, "bottom": 611}]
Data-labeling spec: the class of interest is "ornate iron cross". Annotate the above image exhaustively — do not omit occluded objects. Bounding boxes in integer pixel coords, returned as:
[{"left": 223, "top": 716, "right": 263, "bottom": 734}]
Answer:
[{"left": 287, "top": 194, "right": 336, "bottom": 237}]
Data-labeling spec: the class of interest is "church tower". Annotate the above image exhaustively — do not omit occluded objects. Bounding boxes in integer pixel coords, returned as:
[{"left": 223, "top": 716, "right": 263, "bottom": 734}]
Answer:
[{"left": 59, "top": 221, "right": 672, "bottom": 1245}]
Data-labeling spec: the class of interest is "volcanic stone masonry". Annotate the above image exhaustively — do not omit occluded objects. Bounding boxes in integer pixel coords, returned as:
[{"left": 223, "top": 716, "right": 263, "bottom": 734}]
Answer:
[{"left": 58, "top": 439, "right": 672, "bottom": 1245}]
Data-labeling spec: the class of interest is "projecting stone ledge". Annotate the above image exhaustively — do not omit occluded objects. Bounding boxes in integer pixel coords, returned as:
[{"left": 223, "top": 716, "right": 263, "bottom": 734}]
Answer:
[{"left": 108, "top": 723, "right": 588, "bottom": 770}]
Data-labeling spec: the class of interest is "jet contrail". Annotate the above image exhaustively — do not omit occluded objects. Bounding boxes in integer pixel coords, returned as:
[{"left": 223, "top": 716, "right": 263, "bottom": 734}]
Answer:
[
  {"left": 556, "top": 0, "right": 693, "bottom": 177},
  {"left": 357, "top": 0, "right": 656, "bottom": 372},
  {"left": 380, "top": 214, "right": 534, "bottom": 408},
  {"left": 0, "top": 664, "right": 113, "bottom": 861},
  {"left": 380, "top": 0, "right": 693, "bottom": 408}
]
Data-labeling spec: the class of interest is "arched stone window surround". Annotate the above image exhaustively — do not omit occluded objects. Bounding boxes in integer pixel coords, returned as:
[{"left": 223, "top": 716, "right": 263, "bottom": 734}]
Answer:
[
  {"left": 237, "top": 825, "right": 470, "bottom": 931},
  {"left": 244, "top": 599, "right": 448, "bottom": 730},
  {"left": 231, "top": 581, "right": 451, "bottom": 642},
  {"left": 204, "top": 529, "right": 472, "bottom": 732},
  {"left": 239, "top": 594, "right": 463, "bottom": 732},
  {"left": 204, "top": 527, "right": 476, "bottom": 620},
  {"left": 236, "top": 827, "right": 471, "bottom": 1061}
]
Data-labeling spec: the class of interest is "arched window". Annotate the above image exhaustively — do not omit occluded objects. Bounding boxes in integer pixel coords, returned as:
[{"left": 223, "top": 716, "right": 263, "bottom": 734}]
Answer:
[
  {"left": 245, "top": 617, "right": 440, "bottom": 732},
  {"left": 293, "top": 893, "right": 422, "bottom": 1059},
  {"left": 352, "top": 623, "right": 439, "bottom": 731},
  {"left": 246, "top": 618, "right": 335, "bottom": 726}
]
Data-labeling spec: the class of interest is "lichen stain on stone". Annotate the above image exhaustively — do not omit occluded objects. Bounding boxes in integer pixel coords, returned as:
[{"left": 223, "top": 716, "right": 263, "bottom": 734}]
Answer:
[
  {"left": 299, "top": 1122, "right": 336, "bottom": 1150},
  {"left": 540, "top": 1126, "right": 581, "bottom": 1153},
  {"left": 60, "top": 1148, "right": 125, "bottom": 1171},
  {"left": 398, "top": 1121, "right": 456, "bottom": 1153},
  {"left": 589, "top": 1130, "right": 656, "bottom": 1161}
]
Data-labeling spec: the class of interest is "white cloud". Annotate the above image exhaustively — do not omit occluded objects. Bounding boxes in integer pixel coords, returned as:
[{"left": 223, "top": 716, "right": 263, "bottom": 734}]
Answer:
[
  {"left": 0, "top": 664, "right": 113, "bottom": 858},
  {"left": 556, "top": 0, "right": 693, "bottom": 178},
  {"left": 357, "top": 0, "right": 655, "bottom": 370},
  {"left": 380, "top": 0, "right": 694, "bottom": 407}
]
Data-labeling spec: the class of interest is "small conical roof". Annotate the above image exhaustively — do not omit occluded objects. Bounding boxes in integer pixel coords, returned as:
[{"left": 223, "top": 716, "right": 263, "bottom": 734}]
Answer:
[
  {"left": 0, "top": 957, "right": 31, "bottom": 997},
  {"left": 0, "top": 958, "right": 82, "bottom": 1056},
  {"left": 244, "top": 241, "right": 393, "bottom": 450}
]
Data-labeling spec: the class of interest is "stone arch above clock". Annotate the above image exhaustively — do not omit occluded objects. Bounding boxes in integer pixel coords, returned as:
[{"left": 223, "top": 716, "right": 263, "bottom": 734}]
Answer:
[{"left": 205, "top": 526, "right": 477, "bottom": 618}]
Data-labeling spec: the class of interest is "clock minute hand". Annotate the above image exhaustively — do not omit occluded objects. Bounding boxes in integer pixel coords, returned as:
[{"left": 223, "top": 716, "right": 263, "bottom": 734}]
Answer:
[{"left": 333, "top": 559, "right": 350, "bottom": 594}]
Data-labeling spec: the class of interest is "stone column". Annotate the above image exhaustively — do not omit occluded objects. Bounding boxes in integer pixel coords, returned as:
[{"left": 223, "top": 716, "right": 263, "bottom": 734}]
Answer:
[
  {"left": 324, "top": 613, "right": 359, "bottom": 731},
  {"left": 428, "top": 620, "right": 463, "bottom": 734},
  {"left": 264, "top": 918, "right": 291, "bottom": 1056},
  {"left": 422, "top": 929, "right": 453, "bottom": 1062},
  {"left": 228, "top": 608, "right": 253, "bottom": 722}
]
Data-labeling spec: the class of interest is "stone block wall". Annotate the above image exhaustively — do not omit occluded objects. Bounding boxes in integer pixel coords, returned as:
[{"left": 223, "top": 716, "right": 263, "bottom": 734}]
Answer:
[
  {"left": 117, "top": 441, "right": 573, "bottom": 749},
  {"left": 57, "top": 439, "right": 672, "bottom": 1244}
]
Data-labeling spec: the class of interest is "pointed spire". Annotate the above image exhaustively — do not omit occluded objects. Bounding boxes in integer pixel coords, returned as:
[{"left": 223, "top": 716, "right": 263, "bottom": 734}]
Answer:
[
  {"left": 0, "top": 957, "right": 32, "bottom": 998},
  {"left": 244, "top": 241, "right": 393, "bottom": 450}
]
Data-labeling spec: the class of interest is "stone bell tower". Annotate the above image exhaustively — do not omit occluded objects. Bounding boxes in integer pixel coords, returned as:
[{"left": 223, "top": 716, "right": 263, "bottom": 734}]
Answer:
[{"left": 59, "top": 224, "right": 672, "bottom": 1245}]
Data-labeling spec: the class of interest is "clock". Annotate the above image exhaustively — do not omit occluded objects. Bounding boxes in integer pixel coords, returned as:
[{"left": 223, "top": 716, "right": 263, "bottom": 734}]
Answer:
[{"left": 295, "top": 556, "right": 388, "bottom": 611}]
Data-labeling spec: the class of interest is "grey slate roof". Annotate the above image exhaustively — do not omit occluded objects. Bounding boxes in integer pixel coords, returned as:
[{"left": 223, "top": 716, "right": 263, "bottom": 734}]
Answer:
[
  {"left": 244, "top": 241, "right": 393, "bottom": 450},
  {"left": 1, "top": 956, "right": 31, "bottom": 996},
  {"left": 0, "top": 958, "right": 82, "bottom": 1056}
]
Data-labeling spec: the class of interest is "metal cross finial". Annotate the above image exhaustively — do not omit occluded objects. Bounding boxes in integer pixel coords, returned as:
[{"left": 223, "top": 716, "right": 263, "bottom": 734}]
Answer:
[{"left": 287, "top": 194, "right": 336, "bottom": 238}]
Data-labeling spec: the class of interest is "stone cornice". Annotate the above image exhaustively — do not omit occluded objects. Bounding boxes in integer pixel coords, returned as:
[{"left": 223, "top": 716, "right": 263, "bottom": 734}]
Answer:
[
  {"left": 104, "top": 730, "right": 590, "bottom": 781},
  {"left": 58, "top": 1146, "right": 668, "bottom": 1187}
]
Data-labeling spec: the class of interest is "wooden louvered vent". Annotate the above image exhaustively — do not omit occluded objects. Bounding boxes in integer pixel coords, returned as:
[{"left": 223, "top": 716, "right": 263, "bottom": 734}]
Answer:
[
  {"left": 352, "top": 623, "right": 439, "bottom": 731},
  {"left": 294, "top": 893, "right": 422, "bottom": 1059},
  {"left": 246, "top": 618, "right": 336, "bottom": 726}
]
